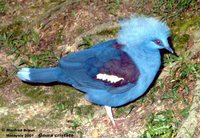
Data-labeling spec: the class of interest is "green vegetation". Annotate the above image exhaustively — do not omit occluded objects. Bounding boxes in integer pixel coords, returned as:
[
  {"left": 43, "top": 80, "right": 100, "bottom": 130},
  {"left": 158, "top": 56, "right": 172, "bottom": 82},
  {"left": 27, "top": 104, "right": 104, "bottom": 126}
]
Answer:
[
  {"left": 181, "top": 106, "right": 191, "bottom": 118},
  {"left": 134, "top": 0, "right": 198, "bottom": 19},
  {"left": 170, "top": 16, "right": 200, "bottom": 53},
  {"left": 0, "top": 28, "right": 58, "bottom": 67},
  {"left": 106, "top": 0, "right": 121, "bottom": 15},
  {"left": 17, "top": 84, "right": 85, "bottom": 112},
  {"left": 115, "top": 105, "right": 135, "bottom": 118},
  {"left": 52, "top": 85, "right": 83, "bottom": 112},
  {"left": 0, "top": 0, "right": 7, "bottom": 14},
  {"left": 172, "top": 34, "right": 190, "bottom": 51},
  {"left": 152, "top": 0, "right": 197, "bottom": 19},
  {"left": 141, "top": 110, "right": 178, "bottom": 138},
  {"left": 65, "top": 120, "right": 83, "bottom": 138},
  {"left": 17, "top": 84, "right": 48, "bottom": 102},
  {"left": 172, "top": 16, "right": 200, "bottom": 33},
  {"left": 13, "top": 84, "right": 92, "bottom": 132},
  {"left": 0, "top": 30, "right": 31, "bottom": 55},
  {"left": 80, "top": 36, "right": 94, "bottom": 49},
  {"left": 96, "top": 27, "right": 120, "bottom": 36},
  {"left": 18, "top": 50, "right": 58, "bottom": 68}
]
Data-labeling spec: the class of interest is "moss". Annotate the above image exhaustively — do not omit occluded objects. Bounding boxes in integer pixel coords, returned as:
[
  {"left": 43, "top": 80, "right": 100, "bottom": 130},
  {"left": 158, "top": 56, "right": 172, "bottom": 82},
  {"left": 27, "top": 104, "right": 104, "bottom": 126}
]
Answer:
[
  {"left": 171, "top": 16, "right": 200, "bottom": 34},
  {"left": 17, "top": 84, "right": 49, "bottom": 102},
  {"left": 96, "top": 27, "right": 120, "bottom": 36},
  {"left": 51, "top": 85, "right": 83, "bottom": 112},
  {"left": 178, "top": 16, "right": 200, "bottom": 33},
  {"left": 17, "top": 84, "right": 85, "bottom": 120},
  {"left": 173, "top": 33, "right": 190, "bottom": 51},
  {"left": 170, "top": 16, "right": 200, "bottom": 53}
]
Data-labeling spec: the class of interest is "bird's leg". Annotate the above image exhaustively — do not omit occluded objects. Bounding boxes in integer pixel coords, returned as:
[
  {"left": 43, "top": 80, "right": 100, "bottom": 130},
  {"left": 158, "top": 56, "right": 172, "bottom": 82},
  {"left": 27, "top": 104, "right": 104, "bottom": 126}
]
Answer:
[{"left": 104, "top": 106, "right": 115, "bottom": 126}]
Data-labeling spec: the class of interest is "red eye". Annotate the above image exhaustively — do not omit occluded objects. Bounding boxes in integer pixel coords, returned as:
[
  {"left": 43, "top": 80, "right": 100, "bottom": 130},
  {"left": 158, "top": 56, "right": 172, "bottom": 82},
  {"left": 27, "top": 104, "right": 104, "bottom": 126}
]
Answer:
[{"left": 155, "top": 40, "right": 161, "bottom": 45}]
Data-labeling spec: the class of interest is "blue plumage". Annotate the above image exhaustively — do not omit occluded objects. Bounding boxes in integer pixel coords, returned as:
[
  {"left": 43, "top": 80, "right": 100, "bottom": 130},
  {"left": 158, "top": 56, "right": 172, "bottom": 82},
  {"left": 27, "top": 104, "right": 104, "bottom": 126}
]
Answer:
[{"left": 17, "top": 15, "right": 173, "bottom": 125}]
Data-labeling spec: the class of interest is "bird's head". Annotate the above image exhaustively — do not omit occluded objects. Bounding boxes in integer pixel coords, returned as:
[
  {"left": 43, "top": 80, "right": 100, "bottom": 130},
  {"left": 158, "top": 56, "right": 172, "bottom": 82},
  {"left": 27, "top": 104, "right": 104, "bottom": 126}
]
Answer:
[{"left": 117, "top": 15, "right": 173, "bottom": 53}]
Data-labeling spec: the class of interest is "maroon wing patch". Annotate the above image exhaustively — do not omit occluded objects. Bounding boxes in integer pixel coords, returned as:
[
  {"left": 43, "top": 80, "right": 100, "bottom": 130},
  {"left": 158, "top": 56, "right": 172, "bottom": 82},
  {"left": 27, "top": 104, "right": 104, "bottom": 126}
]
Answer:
[{"left": 96, "top": 42, "right": 140, "bottom": 87}]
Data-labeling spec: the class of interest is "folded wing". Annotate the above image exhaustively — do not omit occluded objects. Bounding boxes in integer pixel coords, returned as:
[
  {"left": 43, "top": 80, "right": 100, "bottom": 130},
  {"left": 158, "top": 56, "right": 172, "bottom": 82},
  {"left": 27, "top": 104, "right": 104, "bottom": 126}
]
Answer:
[{"left": 59, "top": 39, "right": 140, "bottom": 93}]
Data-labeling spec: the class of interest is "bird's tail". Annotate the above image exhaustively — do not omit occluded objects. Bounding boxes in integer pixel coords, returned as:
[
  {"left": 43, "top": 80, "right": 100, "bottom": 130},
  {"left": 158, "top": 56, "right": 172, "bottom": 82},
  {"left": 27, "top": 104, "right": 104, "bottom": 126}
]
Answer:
[{"left": 17, "top": 67, "right": 62, "bottom": 83}]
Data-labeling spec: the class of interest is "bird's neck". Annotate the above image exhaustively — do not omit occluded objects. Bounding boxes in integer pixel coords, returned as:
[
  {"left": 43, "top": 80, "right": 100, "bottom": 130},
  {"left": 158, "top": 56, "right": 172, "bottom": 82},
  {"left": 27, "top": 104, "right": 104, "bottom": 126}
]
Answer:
[{"left": 123, "top": 45, "right": 161, "bottom": 73}]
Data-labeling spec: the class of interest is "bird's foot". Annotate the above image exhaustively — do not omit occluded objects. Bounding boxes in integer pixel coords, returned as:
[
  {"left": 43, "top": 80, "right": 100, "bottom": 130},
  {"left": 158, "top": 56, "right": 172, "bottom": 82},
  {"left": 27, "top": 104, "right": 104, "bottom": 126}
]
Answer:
[
  {"left": 104, "top": 106, "right": 115, "bottom": 126},
  {"left": 104, "top": 106, "right": 126, "bottom": 130}
]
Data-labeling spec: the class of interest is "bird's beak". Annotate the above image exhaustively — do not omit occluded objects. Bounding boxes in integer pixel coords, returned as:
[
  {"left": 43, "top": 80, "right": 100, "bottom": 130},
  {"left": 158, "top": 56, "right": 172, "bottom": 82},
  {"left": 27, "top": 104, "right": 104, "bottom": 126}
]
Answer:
[{"left": 165, "top": 46, "right": 174, "bottom": 54}]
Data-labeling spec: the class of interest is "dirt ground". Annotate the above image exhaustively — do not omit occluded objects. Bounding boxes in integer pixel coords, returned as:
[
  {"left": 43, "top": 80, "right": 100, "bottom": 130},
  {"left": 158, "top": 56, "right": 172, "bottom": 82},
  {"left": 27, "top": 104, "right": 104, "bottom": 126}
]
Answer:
[{"left": 0, "top": 1, "right": 200, "bottom": 138}]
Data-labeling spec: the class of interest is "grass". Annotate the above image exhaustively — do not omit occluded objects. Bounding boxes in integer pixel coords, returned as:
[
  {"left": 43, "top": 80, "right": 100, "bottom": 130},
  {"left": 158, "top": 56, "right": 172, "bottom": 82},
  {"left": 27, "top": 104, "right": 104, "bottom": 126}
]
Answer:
[
  {"left": 140, "top": 52, "right": 199, "bottom": 137},
  {"left": 131, "top": 0, "right": 197, "bottom": 19},
  {"left": 0, "top": 0, "right": 7, "bottom": 14},
  {"left": 79, "top": 36, "right": 94, "bottom": 49},
  {"left": 17, "top": 84, "right": 49, "bottom": 103},
  {"left": 52, "top": 85, "right": 83, "bottom": 112},
  {"left": 151, "top": 52, "right": 198, "bottom": 102},
  {"left": 152, "top": 0, "right": 197, "bottom": 19},
  {"left": 79, "top": 27, "right": 120, "bottom": 49},
  {"left": 0, "top": 30, "right": 39, "bottom": 55},
  {"left": 64, "top": 120, "right": 83, "bottom": 138},
  {"left": 181, "top": 106, "right": 191, "bottom": 118},
  {"left": 17, "top": 84, "right": 85, "bottom": 113},
  {"left": 115, "top": 105, "right": 135, "bottom": 118},
  {"left": 0, "top": 29, "right": 58, "bottom": 68},
  {"left": 141, "top": 110, "right": 178, "bottom": 138},
  {"left": 0, "top": 15, "right": 59, "bottom": 68},
  {"left": 11, "top": 84, "right": 89, "bottom": 135},
  {"left": 18, "top": 50, "right": 58, "bottom": 68},
  {"left": 96, "top": 27, "right": 120, "bottom": 36},
  {"left": 106, "top": 0, "right": 121, "bottom": 15}
]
